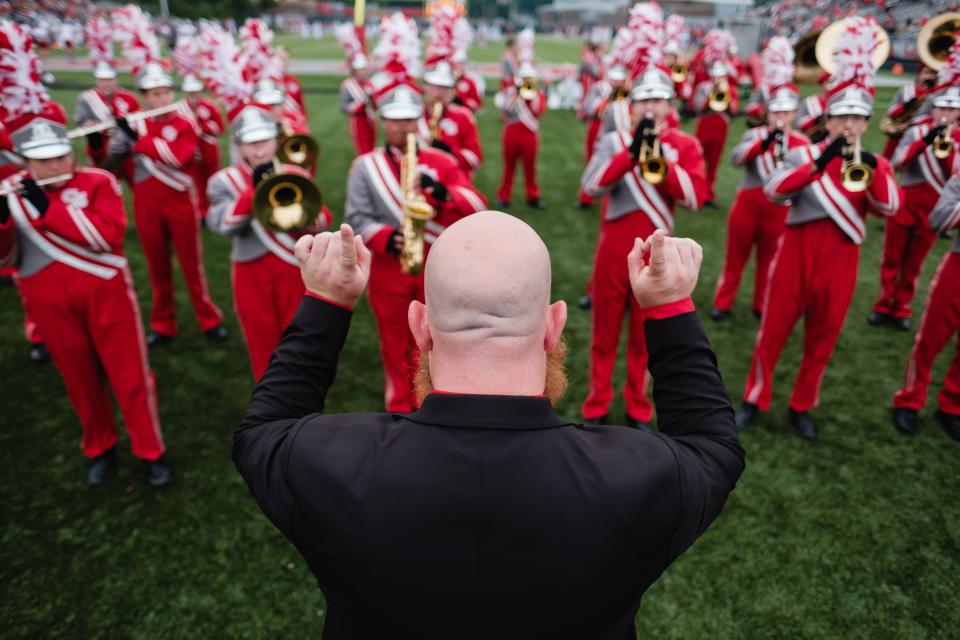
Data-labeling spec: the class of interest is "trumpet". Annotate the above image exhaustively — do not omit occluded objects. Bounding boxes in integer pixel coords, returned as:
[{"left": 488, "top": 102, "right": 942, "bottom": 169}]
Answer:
[
  {"left": 636, "top": 115, "right": 667, "bottom": 185},
  {"left": 609, "top": 85, "right": 630, "bottom": 101},
  {"left": 0, "top": 173, "right": 74, "bottom": 196},
  {"left": 518, "top": 76, "right": 538, "bottom": 101},
  {"left": 428, "top": 101, "right": 443, "bottom": 142},
  {"left": 709, "top": 79, "right": 731, "bottom": 112},
  {"left": 933, "top": 121, "right": 954, "bottom": 159},
  {"left": 66, "top": 102, "right": 184, "bottom": 139},
  {"left": 277, "top": 122, "right": 320, "bottom": 168},
  {"left": 399, "top": 132, "right": 436, "bottom": 275},
  {"left": 251, "top": 159, "right": 322, "bottom": 233},
  {"left": 670, "top": 63, "right": 688, "bottom": 84},
  {"left": 841, "top": 133, "right": 872, "bottom": 193}
]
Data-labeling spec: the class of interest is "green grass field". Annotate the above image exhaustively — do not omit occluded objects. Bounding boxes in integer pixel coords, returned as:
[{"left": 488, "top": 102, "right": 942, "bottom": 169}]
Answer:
[{"left": 2, "top": 73, "right": 959, "bottom": 638}]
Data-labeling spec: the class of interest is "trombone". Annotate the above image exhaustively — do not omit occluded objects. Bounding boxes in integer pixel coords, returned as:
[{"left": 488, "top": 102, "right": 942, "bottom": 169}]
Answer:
[
  {"left": 0, "top": 173, "right": 74, "bottom": 196},
  {"left": 277, "top": 122, "right": 319, "bottom": 169},
  {"left": 251, "top": 159, "right": 322, "bottom": 233},
  {"left": 66, "top": 102, "right": 184, "bottom": 139},
  {"left": 636, "top": 115, "right": 667, "bottom": 185},
  {"left": 841, "top": 133, "right": 872, "bottom": 193}
]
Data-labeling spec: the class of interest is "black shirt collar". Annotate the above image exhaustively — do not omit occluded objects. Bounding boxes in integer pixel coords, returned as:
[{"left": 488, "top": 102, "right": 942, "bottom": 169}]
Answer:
[{"left": 404, "top": 393, "right": 576, "bottom": 430}]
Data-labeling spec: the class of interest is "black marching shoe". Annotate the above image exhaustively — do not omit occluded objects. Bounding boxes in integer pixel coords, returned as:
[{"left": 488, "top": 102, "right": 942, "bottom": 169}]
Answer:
[
  {"left": 892, "top": 317, "right": 911, "bottom": 332},
  {"left": 752, "top": 308, "right": 762, "bottom": 320},
  {"left": 892, "top": 407, "right": 918, "bottom": 435},
  {"left": 935, "top": 410, "right": 960, "bottom": 442},
  {"left": 86, "top": 447, "right": 116, "bottom": 486},
  {"left": 625, "top": 414, "right": 652, "bottom": 432},
  {"left": 147, "top": 332, "right": 174, "bottom": 349},
  {"left": 710, "top": 308, "right": 731, "bottom": 321},
  {"left": 734, "top": 402, "right": 758, "bottom": 430},
  {"left": 495, "top": 199, "right": 511, "bottom": 208},
  {"left": 583, "top": 415, "right": 608, "bottom": 426},
  {"left": 867, "top": 311, "right": 891, "bottom": 327},
  {"left": 0, "top": 274, "right": 14, "bottom": 287},
  {"left": 526, "top": 198, "right": 545, "bottom": 210},
  {"left": 574, "top": 200, "right": 593, "bottom": 210},
  {"left": 146, "top": 456, "right": 174, "bottom": 487},
  {"left": 205, "top": 325, "right": 228, "bottom": 342},
  {"left": 29, "top": 343, "right": 50, "bottom": 364},
  {"left": 577, "top": 295, "right": 592, "bottom": 310},
  {"left": 703, "top": 200, "right": 717, "bottom": 209},
  {"left": 788, "top": 408, "right": 816, "bottom": 440}
]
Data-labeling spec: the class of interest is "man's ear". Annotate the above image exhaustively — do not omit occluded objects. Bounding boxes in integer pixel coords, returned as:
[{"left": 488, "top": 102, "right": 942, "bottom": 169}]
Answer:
[
  {"left": 408, "top": 300, "right": 433, "bottom": 352},
  {"left": 544, "top": 300, "right": 567, "bottom": 352}
]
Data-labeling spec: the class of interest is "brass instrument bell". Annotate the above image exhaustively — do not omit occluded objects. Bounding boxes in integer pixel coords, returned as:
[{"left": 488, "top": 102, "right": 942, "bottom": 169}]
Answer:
[
  {"left": 636, "top": 116, "right": 667, "bottom": 185},
  {"left": 934, "top": 122, "right": 954, "bottom": 159},
  {"left": 841, "top": 135, "right": 872, "bottom": 193},
  {"left": 709, "top": 80, "right": 731, "bottom": 112},
  {"left": 670, "top": 63, "right": 688, "bottom": 84},
  {"left": 252, "top": 167, "right": 322, "bottom": 233},
  {"left": 278, "top": 133, "right": 320, "bottom": 168},
  {"left": 400, "top": 132, "right": 435, "bottom": 275},
  {"left": 519, "top": 77, "right": 538, "bottom": 101}
]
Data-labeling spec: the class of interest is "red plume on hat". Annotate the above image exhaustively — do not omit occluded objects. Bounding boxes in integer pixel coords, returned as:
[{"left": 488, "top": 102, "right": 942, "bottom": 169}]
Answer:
[
  {"left": 425, "top": 4, "right": 458, "bottom": 67},
  {"left": 664, "top": 14, "right": 685, "bottom": 53},
  {"left": 239, "top": 18, "right": 274, "bottom": 84},
  {"left": 0, "top": 19, "right": 52, "bottom": 123},
  {"left": 826, "top": 16, "right": 883, "bottom": 99},
  {"left": 85, "top": 16, "right": 113, "bottom": 67},
  {"left": 624, "top": 2, "right": 666, "bottom": 79},
  {"left": 373, "top": 12, "right": 421, "bottom": 85},
  {"left": 702, "top": 28, "right": 735, "bottom": 66},
  {"left": 195, "top": 23, "right": 252, "bottom": 112},
  {"left": 762, "top": 35, "right": 795, "bottom": 93},
  {"left": 174, "top": 35, "right": 200, "bottom": 79},
  {"left": 334, "top": 21, "right": 364, "bottom": 65},
  {"left": 111, "top": 5, "right": 164, "bottom": 78}
]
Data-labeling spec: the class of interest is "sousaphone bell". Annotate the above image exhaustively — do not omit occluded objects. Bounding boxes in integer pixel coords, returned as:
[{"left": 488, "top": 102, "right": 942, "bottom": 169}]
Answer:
[{"left": 252, "top": 169, "right": 323, "bottom": 233}]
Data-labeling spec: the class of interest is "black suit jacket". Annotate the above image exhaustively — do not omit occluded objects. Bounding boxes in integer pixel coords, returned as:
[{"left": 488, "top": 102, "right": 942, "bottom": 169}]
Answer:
[{"left": 234, "top": 297, "right": 744, "bottom": 640}]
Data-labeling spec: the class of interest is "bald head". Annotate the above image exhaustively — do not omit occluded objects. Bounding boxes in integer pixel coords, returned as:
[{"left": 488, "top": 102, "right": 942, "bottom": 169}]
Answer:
[{"left": 424, "top": 211, "right": 552, "bottom": 340}]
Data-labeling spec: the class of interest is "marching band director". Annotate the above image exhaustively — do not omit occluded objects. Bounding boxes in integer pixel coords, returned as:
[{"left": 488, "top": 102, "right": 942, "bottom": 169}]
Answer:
[{"left": 233, "top": 212, "right": 744, "bottom": 638}]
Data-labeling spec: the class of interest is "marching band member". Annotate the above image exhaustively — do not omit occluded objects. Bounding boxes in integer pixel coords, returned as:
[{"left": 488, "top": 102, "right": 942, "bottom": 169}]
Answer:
[
  {"left": 891, "top": 173, "right": 960, "bottom": 441},
  {"left": 736, "top": 18, "right": 900, "bottom": 439},
  {"left": 871, "top": 86, "right": 960, "bottom": 331},
  {"left": 496, "top": 62, "right": 546, "bottom": 209},
  {"left": 181, "top": 73, "right": 224, "bottom": 217},
  {"left": 500, "top": 36, "right": 518, "bottom": 90},
  {"left": 255, "top": 79, "right": 309, "bottom": 140},
  {"left": 578, "top": 38, "right": 603, "bottom": 113},
  {"left": 880, "top": 64, "right": 937, "bottom": 159},
  {"left": 692, "top": 29, "right": 739, "bottom": 207},
  {"left": 712, "top": 39, "right": 808, "bottom": 320},
  {"left": 107, "top": 6, "right": 225, "bottom": 348},
  {"left": 579, "top": 5, "right": 707, "bottom": 430},
  {"left": 452, "top": 50, "right": 484, "bottom": 113},
  {"left": 75, "top": 17, "right": 140, "bottom": 183},
  {"left": 336, "top": 23, "right": 377, "bottom": 156},
  {"left": 663, "top": 15, "right": 690, "bottom": 108},
  {"left": 420, "top": 61, "right": 483, "bottom": 181},
  {"left": 576, "top": 64, "right": 629, "bottom": 209},
  {"left": 345, "top": 77, "right": 487, "bottom": 412},
  {"left": 795, "top": 73, "right": 830, "bottom": 142},
  {"left": 207, "top": 103, "right": 331, "bottom": 380},
  {"left": 0, "top": 112, "right": 171, "bottom": 486}
]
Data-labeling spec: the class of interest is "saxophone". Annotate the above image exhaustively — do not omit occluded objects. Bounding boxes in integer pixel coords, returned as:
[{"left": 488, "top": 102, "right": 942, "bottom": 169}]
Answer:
[
  {"left": 400, "top": 132, "right": 436, "bottom": 275},
  {"left": 428, "top": 101, "right": 443, "bottom": 142}
]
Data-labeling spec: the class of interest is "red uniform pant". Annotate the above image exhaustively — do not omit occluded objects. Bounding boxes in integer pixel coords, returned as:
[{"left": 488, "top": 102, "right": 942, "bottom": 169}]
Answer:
[
  {"left": 350, "top": 114, "right": 376, "bottom": 156},
  {"left": 194, "top": 142, "right": 221, "bottom": 217},
  {"left": 578, "top": 118, "right": 603, "bottom": 206},
  {"left": 743, "top": 219, "right": 860, "bottom": 412},
  {"left": 19, "top": 262, "right": 164, "bottom": 460},
  {"left": 882, "top": 135, "right": 901, "bottom": 160},
  {"left": 583, "top": 212, "right": 658, "bottom": 421},
  {"left": 695, "top": 113, "right": 729, "bottom": 203},
  {"left": 497, "top": 122, "right": 540, "bottom": 203},
  {"left": 367, "top": 254, "right": 424, "bottom": 413},
  {"left": 133, "top": 180, "right": 223, "bottom": 336},
  {"left": 7, "top": 271, "right": 43, "bottom": 344},
  {"left": 894, "top": 252, "right": 960, "bottom": 414},
  {"left": 232, "top": 253, "right": 305, "bottom": 381},
  {"left": 713, "top": 186, "right": 788, "bottom": 313},
  {"left": 873, "top": 185, "right": 938, "bottom": 319}
]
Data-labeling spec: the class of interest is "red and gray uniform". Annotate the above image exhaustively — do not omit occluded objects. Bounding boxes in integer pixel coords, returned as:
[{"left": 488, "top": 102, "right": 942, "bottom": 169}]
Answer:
[
  {"left": 577, "top": 80, "right": 614, "bottom": 208},
  {"left": 496, "top": 87, "right": 547, "bottom": 203},
  {"left": 743, "top": 141, "right": 901, "bottom": 412},
  {"left": 73, "top": 87, "right": 140, "bottom": 183},
  {"left": 714, "top": 126, "right": 810, "bottom": 314},
  {"left": 881, "top": 82, "right": 932, "bottom": 159},
  {"left": 344, "top": 144, "right": 487, "bottom": 412},
  {"left": 692, "top": 79, "right": 741, "bottom": 203},
  {"left": 500, "top": 52, "right": 518, "bottom": 90},
  {"left": 894, "top": 175, "right": 960, "bottom": 415},
  {"left": 108, "top": 110, "right": 223, "bottom": 337},
  {"left": 580, "top": 128, "right": 707, "bottom": 422},
  {"left": 455, "top": 71, "right": 484, "bottom": 112},
  {"left": 795, "top": 94, "right": 826, "bottom": 137},
  {"left": 339, "top": 76, "right": 377, "bottom": 156},
  {"left": 0, "top": 168, "right": 164, "bottom": 460},
  {"left": 206, "top": 161, "right": 332, "bottom": 380},
  {"left": 184, "top": 96, "right": 224, "bottom": 217},
  {"left": 284, "top": 74, "right": 307, "bottom": 118},
  {"left": 578, "top": 48, "right": 601, "bottom": 112},
  {"left": 874, "top": 116, "right": 960, "bottom": 320},
  {"left": 417, "top": 102, "right": 483, "bottom": 180}
]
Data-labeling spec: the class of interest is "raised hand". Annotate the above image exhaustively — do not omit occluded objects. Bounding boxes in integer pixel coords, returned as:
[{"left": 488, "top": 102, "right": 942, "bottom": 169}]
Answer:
[
  {"left": 294, "top": 223, "right": 372, "bottom": 309},
  {"left": 814, "top": 136, "right": 847, "bottom": 172},
  {"left": 627, "top": 229, "right": 703, "bottom": 307}
]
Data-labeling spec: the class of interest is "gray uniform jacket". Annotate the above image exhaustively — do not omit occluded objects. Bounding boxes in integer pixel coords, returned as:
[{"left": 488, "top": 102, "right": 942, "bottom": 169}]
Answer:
[{"left": 930, "top": 175, "right": 960, "bottom": 253}]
